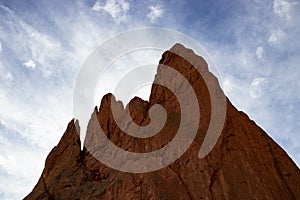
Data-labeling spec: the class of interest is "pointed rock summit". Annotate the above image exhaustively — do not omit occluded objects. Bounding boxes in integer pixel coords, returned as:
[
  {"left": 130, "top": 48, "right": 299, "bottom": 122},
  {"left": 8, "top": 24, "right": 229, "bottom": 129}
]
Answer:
[{"left": 25, "top": 44, "right": 300, "bottom": 200}]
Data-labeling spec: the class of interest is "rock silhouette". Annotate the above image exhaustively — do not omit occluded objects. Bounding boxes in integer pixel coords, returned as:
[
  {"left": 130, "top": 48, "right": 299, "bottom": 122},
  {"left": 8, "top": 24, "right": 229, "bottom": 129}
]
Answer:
[{"left": 25, "top": 44, "right": 300, "bottom": 200}]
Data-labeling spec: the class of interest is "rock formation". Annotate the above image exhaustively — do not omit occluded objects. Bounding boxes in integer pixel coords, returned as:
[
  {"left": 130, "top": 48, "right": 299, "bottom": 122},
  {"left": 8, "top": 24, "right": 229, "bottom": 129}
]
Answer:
[{"left": 25, "top": 44, "right": 300, "bottom": 200}]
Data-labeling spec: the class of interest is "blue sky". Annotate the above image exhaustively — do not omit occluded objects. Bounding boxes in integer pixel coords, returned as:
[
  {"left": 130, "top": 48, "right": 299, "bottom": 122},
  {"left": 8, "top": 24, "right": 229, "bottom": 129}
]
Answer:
[{"left": 0, "top": 0, "right": 299, "bottom": 199}]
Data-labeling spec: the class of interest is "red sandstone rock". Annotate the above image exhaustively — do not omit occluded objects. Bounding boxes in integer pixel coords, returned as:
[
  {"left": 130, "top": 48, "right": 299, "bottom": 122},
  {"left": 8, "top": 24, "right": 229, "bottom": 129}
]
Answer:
[{"left": 25, "top": 44, "right": 300, "bottom": 200}]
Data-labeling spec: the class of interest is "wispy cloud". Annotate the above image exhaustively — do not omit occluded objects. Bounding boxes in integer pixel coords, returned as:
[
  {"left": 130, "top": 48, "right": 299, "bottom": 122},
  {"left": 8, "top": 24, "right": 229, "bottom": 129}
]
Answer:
[
  {"left": 147, "top": 4, "right": 164, "bottom": 22},
  {"left": 0, "top": 5, "right": 65, "bottom": 78},
  {"left": 249, "top": 78, "right": 268, "bottom": 99},
  {"left": 92, "top": 0, "right": 130, "bottom": 22},
  {"left": 23, "top": 59, "right": 36, "bottom": 70},
  {"left": 256, "top": 46, "right": 264, "bottom": 59},
  {"left": 268, "top": 29, "right": 286, "bottom": 44},
  {"left": 0, "top": 5, "right": 76, "bottom": 198},
  {"left": 273, "top": 0, "right": 297, "bottom": 20},
  {"left": 209, "top": 0, "right": 300, "bottom": 167},
  {"left": 0, "top": 0, "right": 299, "bottom": 199}
]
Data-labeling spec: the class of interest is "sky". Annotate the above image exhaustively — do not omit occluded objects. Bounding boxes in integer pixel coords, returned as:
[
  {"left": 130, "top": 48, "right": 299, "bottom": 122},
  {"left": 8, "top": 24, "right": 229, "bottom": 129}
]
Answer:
[{"left": 0, "top": 0, "right": 299, "bottom": 199}]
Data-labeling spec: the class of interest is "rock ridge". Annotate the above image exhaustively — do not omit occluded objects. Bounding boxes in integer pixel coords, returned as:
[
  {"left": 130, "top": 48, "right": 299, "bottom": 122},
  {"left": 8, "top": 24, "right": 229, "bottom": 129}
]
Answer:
[{"left": 25, "top": 44, "right": 300, "bottom": 200}]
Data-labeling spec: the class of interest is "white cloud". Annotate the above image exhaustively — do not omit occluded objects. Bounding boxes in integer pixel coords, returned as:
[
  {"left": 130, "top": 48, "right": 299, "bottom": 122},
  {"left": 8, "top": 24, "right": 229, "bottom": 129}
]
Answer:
[
  {"left": 0, "top": 5, "right": 65, "bottom": 78},
  {"left": 0, "top": 80, "right": 73, "bottom": 199},
  {"left": 249, "top": 78, "right": 268, "bottom": 99},
  {"left": 223, "top": 77, "right": 234, "bottom": 93},
  {"left": 268, "top": 29, "right": 285, "bottom": 44},
  {"left": 147, "top": 5, "right": 164, "bottom": 22},
  {"left": 4, "top": 72, "right": 13, "bottom": 81},
  {"left": 0, "top": 1, "right": 299, "bottom": 199},
  {"left": 256, "top": 46, "right": 264, "bottom": 59},
  {"left": 0, "top": 6, "right": 78, "bottom": 198},
  {"left": 18, "top": 21, "right": 62, "bottom": 76},
  {"left": 273, "top": 0, "right": 297, "bottom": 20},
  {"left": 94, "top": 49, "right": 162, "bottom": 104},
  {"left": 0, "top": 41, "right": 2, "bottom": 52},
  {"left": 0, "top": 126, "right": 47, "bottom": 199},
  {"left": 220, "top": 75, "right": 253, "bottom": 109},
  {"left": 66, "top": 19, "right": 108, "bottom": 65},
  {"left": 92, "top": 0, "right": 130, "bottom": 22},
  {"left": 0, "top": 59, "right": 13, "bottom": 82},
  {"left": 23, "top": 59, "right": 36, "bottom": 70}
]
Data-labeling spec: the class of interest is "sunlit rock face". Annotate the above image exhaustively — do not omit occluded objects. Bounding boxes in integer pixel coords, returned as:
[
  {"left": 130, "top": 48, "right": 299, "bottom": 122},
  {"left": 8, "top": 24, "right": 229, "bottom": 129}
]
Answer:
[{"left": 25, "top": 44, "right": 300, "bottom": 200}]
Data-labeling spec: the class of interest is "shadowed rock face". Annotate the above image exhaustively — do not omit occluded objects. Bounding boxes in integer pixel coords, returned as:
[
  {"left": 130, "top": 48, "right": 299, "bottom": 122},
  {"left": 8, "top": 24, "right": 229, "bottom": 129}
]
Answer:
[{"left": 25, "top": 44, "right": 300, "bottom": 200}]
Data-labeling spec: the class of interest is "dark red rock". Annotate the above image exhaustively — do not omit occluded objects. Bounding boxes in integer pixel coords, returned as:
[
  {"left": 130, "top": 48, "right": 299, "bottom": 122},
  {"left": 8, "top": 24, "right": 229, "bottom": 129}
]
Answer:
[{"left": 25, "top": 44, "right": 300, "bottom": 200}]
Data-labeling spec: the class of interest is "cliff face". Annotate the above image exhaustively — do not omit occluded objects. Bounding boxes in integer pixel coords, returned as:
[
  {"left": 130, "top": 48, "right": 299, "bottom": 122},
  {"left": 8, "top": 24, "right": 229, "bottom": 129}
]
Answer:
[{"left": 25, "top": 44, "right": 300, "bottom": 200}]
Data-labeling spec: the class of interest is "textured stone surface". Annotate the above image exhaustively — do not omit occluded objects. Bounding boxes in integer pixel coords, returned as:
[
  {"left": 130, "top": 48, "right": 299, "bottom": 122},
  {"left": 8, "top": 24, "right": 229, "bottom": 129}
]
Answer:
[{"left": 25, "top": 44, "right": 300, "bottom": 200}]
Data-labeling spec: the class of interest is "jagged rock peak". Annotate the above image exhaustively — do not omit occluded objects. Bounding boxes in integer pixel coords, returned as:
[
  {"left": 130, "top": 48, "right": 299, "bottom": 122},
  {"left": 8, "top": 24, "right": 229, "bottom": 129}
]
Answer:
[{"left": 25, "top": 44, "right": 300, "bottom": 200}]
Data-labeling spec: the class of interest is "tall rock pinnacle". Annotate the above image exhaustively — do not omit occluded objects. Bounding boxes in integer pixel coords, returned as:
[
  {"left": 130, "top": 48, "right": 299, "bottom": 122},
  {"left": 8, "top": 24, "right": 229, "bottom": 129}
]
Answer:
[{"left": 25, "top": 44, "right": 300, "bottom": 200}]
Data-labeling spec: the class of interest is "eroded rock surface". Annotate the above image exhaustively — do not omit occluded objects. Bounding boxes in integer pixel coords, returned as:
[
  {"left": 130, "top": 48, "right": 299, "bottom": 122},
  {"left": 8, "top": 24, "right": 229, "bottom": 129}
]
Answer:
[{"left": 25, "top": 44, "right": 300, "bottom": 200}]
